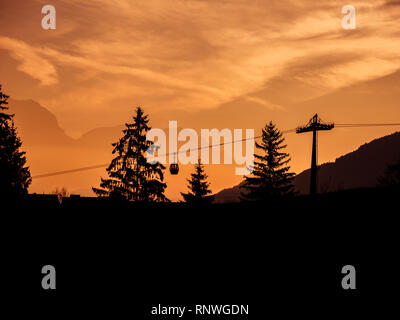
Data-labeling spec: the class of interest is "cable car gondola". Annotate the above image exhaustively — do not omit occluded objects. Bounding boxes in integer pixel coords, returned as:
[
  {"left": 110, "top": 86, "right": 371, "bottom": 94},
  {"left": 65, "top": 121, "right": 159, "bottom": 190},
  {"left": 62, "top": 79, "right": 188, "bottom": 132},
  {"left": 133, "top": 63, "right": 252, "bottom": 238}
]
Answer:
[{"left": 169, "top": 152, "right": 179, "bottom": 175}]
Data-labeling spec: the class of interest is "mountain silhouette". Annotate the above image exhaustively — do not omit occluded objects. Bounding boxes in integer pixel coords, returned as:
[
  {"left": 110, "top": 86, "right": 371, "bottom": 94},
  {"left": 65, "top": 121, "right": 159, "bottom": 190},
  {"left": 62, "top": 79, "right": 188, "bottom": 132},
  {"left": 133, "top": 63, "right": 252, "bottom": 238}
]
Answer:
[
  {"left": 294, "top": 131, "right": 400, "bottom": 194},
  {"left": 8, "top": 99, "right": 113, "bottom": 195},
  {"left": 214, "top": 131, "right": 400, "bottom": 203},
  {"left": 11, "top": 99, "right": 75, "bottom": 146}
]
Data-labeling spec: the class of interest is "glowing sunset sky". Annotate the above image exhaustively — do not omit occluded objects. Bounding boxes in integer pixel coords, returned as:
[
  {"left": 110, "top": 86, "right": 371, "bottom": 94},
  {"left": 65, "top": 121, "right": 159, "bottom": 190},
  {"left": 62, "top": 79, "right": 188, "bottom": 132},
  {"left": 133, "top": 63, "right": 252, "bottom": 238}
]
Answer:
[{"left": 1, "top": 0, "right": 400, "bottom": 199}]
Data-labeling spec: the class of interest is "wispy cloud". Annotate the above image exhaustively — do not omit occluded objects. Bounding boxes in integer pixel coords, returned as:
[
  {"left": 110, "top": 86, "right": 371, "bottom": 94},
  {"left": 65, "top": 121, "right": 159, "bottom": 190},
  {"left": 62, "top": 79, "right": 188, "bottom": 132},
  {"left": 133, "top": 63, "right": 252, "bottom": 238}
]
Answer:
[
  {"left": 0, "top": 36, "right": 58, "bottom": 85},
  {"left": 245, "top": 97, "right": 285, "bottom": 111},
  {"left": 1, "top": 0, "right": 399, "bottom": 133}
]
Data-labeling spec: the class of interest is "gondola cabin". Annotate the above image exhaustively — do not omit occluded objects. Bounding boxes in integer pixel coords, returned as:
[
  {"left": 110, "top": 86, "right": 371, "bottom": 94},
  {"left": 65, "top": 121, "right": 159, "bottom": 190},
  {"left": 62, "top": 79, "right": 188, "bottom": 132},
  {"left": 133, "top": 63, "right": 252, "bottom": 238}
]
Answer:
[
  {"left": 169, "top": 152, "right": 179, "bottom": 175},
  {"left": 169, "top": 163, "right": 179, "bottom": 175}
]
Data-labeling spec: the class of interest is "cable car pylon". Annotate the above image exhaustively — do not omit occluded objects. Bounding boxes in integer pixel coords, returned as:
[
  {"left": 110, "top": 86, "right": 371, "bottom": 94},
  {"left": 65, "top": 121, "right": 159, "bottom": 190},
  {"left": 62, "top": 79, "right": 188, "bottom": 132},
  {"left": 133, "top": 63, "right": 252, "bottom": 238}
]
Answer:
[{"left": 296, "top": 114, "right": 334, "bottom": 195}]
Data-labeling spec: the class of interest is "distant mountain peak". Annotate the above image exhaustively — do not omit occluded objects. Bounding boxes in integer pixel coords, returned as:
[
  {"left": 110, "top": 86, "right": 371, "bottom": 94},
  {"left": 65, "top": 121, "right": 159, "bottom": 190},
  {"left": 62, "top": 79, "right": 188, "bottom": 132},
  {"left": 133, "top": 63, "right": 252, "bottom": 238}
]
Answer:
[{"left": 9, "top": 98, "right": 75, "bottom": 146}]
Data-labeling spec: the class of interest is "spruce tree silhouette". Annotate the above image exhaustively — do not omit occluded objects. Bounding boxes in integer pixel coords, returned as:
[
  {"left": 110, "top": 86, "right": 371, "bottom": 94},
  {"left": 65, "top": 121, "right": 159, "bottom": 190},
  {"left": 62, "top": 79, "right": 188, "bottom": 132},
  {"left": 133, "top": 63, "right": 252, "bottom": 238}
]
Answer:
[
  {"left": 92, "top": 107, "right": 168, "bottom": 202},
  {"left": 240, "top": 121, "right": 295, "bottom": 201},
  {"left": 378, "top": 159, "right": 400, "bottom": 187},
  {"left": 181, "top": 160, "right": 214, "bottom": 204},
  {"left": 0, "top": 85, "right": 31, "bottom": 197}
]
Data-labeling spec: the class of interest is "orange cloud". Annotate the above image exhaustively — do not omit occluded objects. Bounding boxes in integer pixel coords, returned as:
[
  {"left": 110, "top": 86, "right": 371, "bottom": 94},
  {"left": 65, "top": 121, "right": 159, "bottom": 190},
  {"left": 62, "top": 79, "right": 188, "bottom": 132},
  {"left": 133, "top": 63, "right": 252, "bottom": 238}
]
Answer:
[
  {"left": 0, "top": 36, "right": 58, "bottom": 85},
  {"left": 1, "top": 0, "right": 399, "bottom": 136}
]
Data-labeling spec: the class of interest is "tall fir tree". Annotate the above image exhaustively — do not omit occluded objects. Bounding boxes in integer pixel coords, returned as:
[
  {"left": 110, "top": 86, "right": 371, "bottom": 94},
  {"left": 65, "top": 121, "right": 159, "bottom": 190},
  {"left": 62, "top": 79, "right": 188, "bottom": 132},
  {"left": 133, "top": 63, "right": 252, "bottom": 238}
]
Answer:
[
  {"left": 0, "top": 85, "right": 31, "bottom": 197},
  {"left": 181, "top": 160, "right": 214, "bottom": 204},
  {"left": 240, "top": 121, "right": 295, "bottom": 201},
  {"left": 93, "top": 107, "right": 168, "bottom": 202}
]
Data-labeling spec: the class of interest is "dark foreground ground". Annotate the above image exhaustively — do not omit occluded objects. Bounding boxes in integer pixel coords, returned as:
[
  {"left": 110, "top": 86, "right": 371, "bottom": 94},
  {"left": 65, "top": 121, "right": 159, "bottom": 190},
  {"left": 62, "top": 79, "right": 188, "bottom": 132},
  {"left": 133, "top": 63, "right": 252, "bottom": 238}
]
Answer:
[{"left": 1, "top": 186, "right": 399, "bottom": 317}]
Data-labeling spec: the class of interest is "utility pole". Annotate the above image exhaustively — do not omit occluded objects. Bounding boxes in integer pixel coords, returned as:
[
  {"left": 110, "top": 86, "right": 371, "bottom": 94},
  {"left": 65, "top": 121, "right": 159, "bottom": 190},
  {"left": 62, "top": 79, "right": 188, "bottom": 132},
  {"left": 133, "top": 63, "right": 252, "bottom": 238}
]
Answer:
[{"left": 296, "top": 114, "right": 334, "bottom": 195}]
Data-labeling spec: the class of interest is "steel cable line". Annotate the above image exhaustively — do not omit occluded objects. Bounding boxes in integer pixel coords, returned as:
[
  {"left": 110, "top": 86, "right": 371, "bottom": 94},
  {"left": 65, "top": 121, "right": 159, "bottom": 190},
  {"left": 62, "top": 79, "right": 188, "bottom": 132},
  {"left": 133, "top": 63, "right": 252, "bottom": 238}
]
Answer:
[
  {"left": 32, "top": 164, "right": 109, "bottom": 179},
  {"left": 32, "top": 128, "right": 297, "bottom": 179},
  {"left": 153, "top": 128, "right": 297, "bottom": 159},
  {"left": 31, "top": 122, "right": 400, "bottom": 179},
  {"left": 336, "top": 123, "right": 400, "bottom": 128}
]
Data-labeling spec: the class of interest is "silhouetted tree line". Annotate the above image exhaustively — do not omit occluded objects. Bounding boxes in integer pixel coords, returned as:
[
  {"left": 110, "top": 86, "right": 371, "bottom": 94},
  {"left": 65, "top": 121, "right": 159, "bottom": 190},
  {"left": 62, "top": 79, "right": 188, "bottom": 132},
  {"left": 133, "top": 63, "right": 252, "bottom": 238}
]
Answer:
[
  {"left": 2, "top": 84, "right": 399, "bottom": 203},
  {"left": 93, "top": 107, "right": 400, "bottom": 203},
  {"left": 92, "top": 107, "right": 296, "bottom": 203}
]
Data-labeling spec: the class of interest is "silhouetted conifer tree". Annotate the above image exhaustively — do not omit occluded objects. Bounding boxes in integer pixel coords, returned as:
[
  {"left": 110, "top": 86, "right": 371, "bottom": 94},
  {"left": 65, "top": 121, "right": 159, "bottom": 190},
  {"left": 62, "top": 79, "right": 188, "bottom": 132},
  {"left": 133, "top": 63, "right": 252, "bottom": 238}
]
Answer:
[
  {"left": 378, "top": 159, "right": 400, "bottom": 187},
  {"left": 0, "top": 85, "right": 31, "bottom": 197},
  {"left": 181, "top": 160, "right": 214, "bottom": 204},
  {"left": 93, "top": 107, "right": 168, "bottom": 201},
  {"left": 240, "top": 121, "right": 295, "bottom": 201}
]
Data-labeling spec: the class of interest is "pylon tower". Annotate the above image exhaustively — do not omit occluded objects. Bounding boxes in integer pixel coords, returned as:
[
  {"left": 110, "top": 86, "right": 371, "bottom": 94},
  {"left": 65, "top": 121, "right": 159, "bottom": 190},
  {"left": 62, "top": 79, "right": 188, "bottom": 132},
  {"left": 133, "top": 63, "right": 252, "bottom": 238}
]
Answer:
[{"left": 296, "top": 114, "right": 334, "bottom": 195}]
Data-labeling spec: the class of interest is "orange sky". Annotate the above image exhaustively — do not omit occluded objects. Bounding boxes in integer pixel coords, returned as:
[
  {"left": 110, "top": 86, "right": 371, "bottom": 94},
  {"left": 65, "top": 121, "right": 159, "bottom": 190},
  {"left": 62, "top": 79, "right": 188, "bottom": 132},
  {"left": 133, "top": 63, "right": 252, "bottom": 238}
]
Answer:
[{"left": 1, "top": 0, "right": 400, "bottom": 200}]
